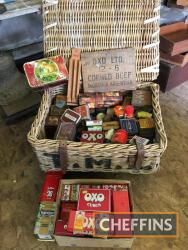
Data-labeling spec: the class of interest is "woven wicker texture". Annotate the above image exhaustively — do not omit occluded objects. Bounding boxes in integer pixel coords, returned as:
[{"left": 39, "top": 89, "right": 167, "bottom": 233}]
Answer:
[
  {"left": 43, "top": 0, "right": 160, "bottom": 82},
  {"left": 27, "top": 0, "right": 167, "bottom": 173},
  {"left": 28, "top": 83, "right": 167, "bottom": 173}
]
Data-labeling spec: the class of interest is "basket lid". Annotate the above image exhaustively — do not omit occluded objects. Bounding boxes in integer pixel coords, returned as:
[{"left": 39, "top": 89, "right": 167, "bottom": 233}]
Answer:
[{"left": 43, "top": 0, "right": 160, "bottom": 83}]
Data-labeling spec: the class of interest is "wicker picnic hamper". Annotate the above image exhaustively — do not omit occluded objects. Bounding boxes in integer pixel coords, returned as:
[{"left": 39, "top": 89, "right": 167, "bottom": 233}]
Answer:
[{"left": 27, "top": 0, "right": 167, "bottom": 173}]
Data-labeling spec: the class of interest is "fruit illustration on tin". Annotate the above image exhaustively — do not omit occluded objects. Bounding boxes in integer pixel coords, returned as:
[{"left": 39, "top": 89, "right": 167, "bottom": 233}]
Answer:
[{"left": 34, "top": 59, "right": 59, "bottom": 83}]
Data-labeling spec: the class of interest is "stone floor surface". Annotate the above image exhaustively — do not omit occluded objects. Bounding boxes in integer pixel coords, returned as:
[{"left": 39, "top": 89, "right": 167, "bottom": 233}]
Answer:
[{"left": 0, "top": 82, "right": 188, "bottom": 250}]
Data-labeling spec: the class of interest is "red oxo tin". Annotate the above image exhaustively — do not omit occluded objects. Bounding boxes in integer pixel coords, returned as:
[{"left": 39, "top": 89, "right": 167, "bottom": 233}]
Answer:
[{"left": 77, "top": 188, "right": 111, "bottom": 212}]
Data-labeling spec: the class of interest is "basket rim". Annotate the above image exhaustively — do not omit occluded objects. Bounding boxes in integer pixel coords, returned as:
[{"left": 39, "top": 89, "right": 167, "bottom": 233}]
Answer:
[{"left": 27, "top": 134, "right": 163, "bottom": 153}]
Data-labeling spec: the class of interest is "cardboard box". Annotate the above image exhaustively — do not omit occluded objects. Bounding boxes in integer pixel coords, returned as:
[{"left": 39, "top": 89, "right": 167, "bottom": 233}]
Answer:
[
  {"left": 160, "top": 22, "right": 188, "bottom": 56},
  {"left": 54, "top": 179, "right": 134, "bottom": 248}
]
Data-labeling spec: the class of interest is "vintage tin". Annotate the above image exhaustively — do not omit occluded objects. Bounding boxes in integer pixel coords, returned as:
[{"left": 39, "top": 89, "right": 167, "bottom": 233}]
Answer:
[
  {"left": 132, "top": 90, "right": 152, "bottom": 107},
  {"left": 80, "top": 131, "right": 105, "bottom": 143},
  {"left": 112, "top": 191, "right": 130, "bottom": 212},
  {"left": 55, "top": 217, "right": 73, "bottom": 236},
  {"left": 73, "top": 211, "right": 94, "bottom": 236},
  {"left": 39, "top": 202, "right": 57, "bottom": 217},
  {"left": 34, "top": 214, "right": 55, "bottom": 240},
  {"left": 79, "top": 93, "right": 123, "bottom": 109},
  {"left": 39, "top": 170, "right": 63, "bottom": 202},
  {"left": 60, "top": 109, "right": 81, "bottom": 124},
  {"left": 61, "top": 184, "right": 71, "bottom": 201},
  {"left": 81, "top": 212, "right": 94, "bottom": 235},
  {"left": 72, "top": 211, "right": 84, "bottom": 234},
  {"left": 70, "top": 184, "right": 80, "bottom": 201},
  {"left": 55, "top": 121, "right": 76, "bottom": 141},
  {"left": 138, "top": 118, "right": 155, "bottom": 129},
  {"left": 24, "top": 56, "right": 68, "bottom": 88},
  {"left": 86, "top": 120, "right": 103, "bottom": 127},
  {"left": 77, "top": 188, "right": 111, "bottom": 212},
  {"left": 50, "top": 105, "right": 66, "bottom": 116},
  {"left": 103, "top": 121, "right": 119, "bottom": 131},
  {"left": 88, "top": 126, "right": 103, "bottom": 132},
  {"left": 73, "top": 105, "right": 90, "bottom": 120},
  {"left": 120, "top": 118, "right": 138, "bottom": 136},
  {"left": 79, "top": 95, "right": 96, "bottom": 109},
  {"left": 138, "top": 118, "right": 155, "bottom": 139}
]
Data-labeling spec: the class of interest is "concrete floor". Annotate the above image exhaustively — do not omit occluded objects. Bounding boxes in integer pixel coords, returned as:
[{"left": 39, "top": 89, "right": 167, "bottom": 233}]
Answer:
[{"left": 0, "top": 82, "right": 188, "bottom": 250}]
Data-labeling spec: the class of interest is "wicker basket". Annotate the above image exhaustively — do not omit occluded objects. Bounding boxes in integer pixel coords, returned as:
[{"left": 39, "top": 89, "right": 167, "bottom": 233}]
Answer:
[
  {"left": 43, "top": 0, "right": 160, "bottom": 82},
  {"left": 28, "top": 82, "right": 167, "bottom": 173},
  {"left": 27, "top": 0, "right": 167, "bottom": 173}
]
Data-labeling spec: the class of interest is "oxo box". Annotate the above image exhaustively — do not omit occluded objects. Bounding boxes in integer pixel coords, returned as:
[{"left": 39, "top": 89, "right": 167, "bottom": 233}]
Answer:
[{"left": 77, "top": 188, "right": 111, "bottom": 212}]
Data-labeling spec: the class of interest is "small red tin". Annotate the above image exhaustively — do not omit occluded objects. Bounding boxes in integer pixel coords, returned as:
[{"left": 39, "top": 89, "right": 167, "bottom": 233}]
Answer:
[
  {"left": 24, "top": 56, "right": 68, "bottom": 88},
  {"left": 77, "top": 188, "right": 111, "bottom": 212},
  {"left": 39, "top": 171, "right": 63, "bottom": 202},
  {"left": 80, "top": 131, "right": 105, "bottom": 143},
  {"left": 55, "top": 215, "right": 73, "bottom": 236},
  {"left": 112, "top": 190, "right": 130, "bottom": 212}
]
